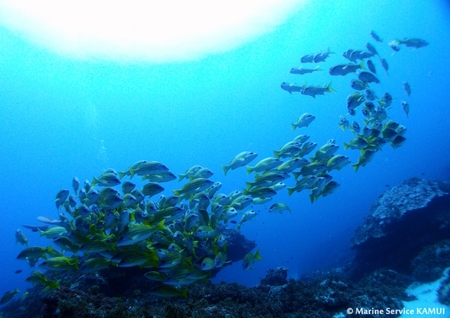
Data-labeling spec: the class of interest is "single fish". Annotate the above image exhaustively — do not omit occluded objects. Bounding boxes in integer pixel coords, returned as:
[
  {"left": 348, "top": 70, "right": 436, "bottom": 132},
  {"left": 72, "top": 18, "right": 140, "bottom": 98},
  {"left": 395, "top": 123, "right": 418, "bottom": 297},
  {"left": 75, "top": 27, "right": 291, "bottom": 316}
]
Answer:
[
  {"left": 338, "top": 116, "right": 350, "bottom": 131},
  {"left": 280, "top": 82, "right": 302, "bottom": 94},
  {"left": 200, "top": 257, "right": 215, "bottom": 271},
  {"left": 313, "top": 48, "right": 334, "bottom": 63},
  {"left": 246, "top": 157, "right": 282, "bottom": 174},
  {"left": 300, "top": 82, "right": 336, "bottom": 98},
  {"left": 380, "top": 58, "right": 389, "bottom": 76},
  {"left": 370, "top": 31, "right": 383, "bottom": 42},
  {"left": 178, "top": 165, "right": 203, "bottom": 181},
  {"left": 365, "top": 43, "right": 378, "bottom": 56},
  {"left": 15, "top": 229, "right": 29, "bottom": 247},
  {"left": 290, "top": 65, "right": 322, "bottom": 75},
  {"left": 242, "top": 250, "right": 262, "bottom": 270},
  {"left": 352, "top": 149, "right": 376, "bottom": 172},
  {"left": 238, "top": 210, "right": 257, "bottom": 230},
  {"left": 300, "top": 54, "right": 315, "bottom": 63},
  {"left": 401, "top": 100, "right": 410, "bottom": 118},
  {"left": 222, "top": 151, "right": 258, "bottom": 176},
  {"left": 327, "top": 155, "right": 351, "bottom": 171},
  {"left": 396, "top": 38, "right": 428, "bottom": 49},
  {"left": 91, "top": 171, "right": 121, "bottom": 187},
  {"left": 141, "top": 182, "right": 165, "bottom": 198},
  {"left": 350, "top": 79, "right": 367, "bottom": 90},
  {"left": 291, "top": 113, "right": 316, "bottom": 130},
  {"left": 366, "top": 60, "right": 377, "bottom": 74},
  {"left": 347, "top": 92, "right": 365, "bottom": 113},
  {"left": 329, "top": 62, "right": 364, "bottom": 76},
  {"left": 72, "top": 177, "right": 80, "bottom": 195},
  {"left": 403, "top": 82, "right": 411, "bottom": 96},
  {"left": 358, "top": 71, "right": 380, "bottom": 84},
  {"left": 268, "top": 202, "right": 291, "bottom": 214},
  {"left": 390, "top": 135, "right": 407, "bottom": 149},
  {"left": 0, "top": 288, "right": 20, "bottom": 305}
]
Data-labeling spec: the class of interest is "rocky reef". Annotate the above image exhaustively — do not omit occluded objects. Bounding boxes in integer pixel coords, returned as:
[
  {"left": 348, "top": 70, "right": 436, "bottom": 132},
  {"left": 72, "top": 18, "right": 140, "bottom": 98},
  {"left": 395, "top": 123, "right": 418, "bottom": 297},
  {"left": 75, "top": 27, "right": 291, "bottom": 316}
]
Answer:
[
  {"left": 348, "top": 177, "right": 450, "bottom": 279},
  {"left": 0, "top": 266, "right": 412, "bottom": 318}
]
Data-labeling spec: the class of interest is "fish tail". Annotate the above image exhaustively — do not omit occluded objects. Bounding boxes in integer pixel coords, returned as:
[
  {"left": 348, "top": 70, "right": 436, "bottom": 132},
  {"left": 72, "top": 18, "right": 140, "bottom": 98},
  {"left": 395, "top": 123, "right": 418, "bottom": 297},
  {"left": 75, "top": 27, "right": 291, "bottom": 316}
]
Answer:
[
  {"left": 246, "top": 166, "right": 253, "bottom": 175},
  {"left": 91, "top": 177, "right": 98, "bottom": 187},
  {"left": 352, "top": 163, "right": 359, "bottom": 172},
  {"left": 291, "top": 123, "right": 297, "bottom": 131},
  {"left": 273, "top": 150, "right": 281, "bottom": 158},
  {"left": 287, "top": 187, "right": 295, "bottom": 196},
  {"left": 118, "top": 171, "right": 127, "bottom": 180},
  {"left": 255, "top": 249, "right": 262, "bottom": 261},
  {"left": 359, "top": 60, "right": 366, "bottom": 71},
  {"left": 309, "top": 194, "right": 315, "bottom": 204},
  {"left": 178, "top": 174, "right": 186, "bottom": 181},
  {"left": 221, "top": 165, "right": 229, "bottom": 176},
  {"left": 326, "top": 82, "right": 336, "bottom": 93},
  {"left": 343, "top": 143, "right": 349, "bottom": 150}
]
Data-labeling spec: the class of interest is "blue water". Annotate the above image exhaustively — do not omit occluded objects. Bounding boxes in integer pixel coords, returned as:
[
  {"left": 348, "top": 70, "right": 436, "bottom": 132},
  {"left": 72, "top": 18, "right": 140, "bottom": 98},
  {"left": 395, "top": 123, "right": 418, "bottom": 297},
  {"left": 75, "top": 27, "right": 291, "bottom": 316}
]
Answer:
[{"left": 1, "top": 0, "right": 450, "bottom": 299}]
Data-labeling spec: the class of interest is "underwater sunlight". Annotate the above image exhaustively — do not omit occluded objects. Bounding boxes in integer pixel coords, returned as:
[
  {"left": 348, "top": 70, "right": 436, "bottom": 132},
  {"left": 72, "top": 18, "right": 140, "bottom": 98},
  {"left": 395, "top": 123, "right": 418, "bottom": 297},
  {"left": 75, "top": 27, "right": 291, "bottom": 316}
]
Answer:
[{"left": 0, "top": 0, "right": 307, "bottom": 62}]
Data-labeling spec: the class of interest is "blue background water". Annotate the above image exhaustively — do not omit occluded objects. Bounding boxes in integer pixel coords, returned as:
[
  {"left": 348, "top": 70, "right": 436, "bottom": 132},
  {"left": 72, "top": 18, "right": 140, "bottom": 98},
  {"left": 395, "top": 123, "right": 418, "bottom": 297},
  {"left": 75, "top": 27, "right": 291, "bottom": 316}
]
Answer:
[{"left": 1, "top": 0, "right": 450, "bottom": 299}]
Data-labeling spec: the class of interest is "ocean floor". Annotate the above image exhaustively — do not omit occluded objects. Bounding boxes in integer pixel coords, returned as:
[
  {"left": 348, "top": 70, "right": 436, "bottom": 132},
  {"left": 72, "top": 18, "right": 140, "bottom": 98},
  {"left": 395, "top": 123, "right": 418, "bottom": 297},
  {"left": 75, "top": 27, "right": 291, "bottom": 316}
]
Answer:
[{"left": 400, "top": 268, "right": 450, "bottom": 318}]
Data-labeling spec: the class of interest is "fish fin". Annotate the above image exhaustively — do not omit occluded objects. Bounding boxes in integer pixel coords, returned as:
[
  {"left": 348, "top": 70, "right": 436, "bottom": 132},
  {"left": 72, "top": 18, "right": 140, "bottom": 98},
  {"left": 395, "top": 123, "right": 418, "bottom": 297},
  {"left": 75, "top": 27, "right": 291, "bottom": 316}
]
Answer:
[
  {"left": 287, "top": 187, "right": 294, "bottom": 196},
  {"left": 359, "top": 60, "right": 366, "bottom": 71},
  {"left": 326, "top": 82, "right": 336, "bottom": 93},
  {"left": 255, "top": 250, "right": 262, "bottom": 261},
  {"left": 221, "top": 165, "right": 229, "bottom": 176}
]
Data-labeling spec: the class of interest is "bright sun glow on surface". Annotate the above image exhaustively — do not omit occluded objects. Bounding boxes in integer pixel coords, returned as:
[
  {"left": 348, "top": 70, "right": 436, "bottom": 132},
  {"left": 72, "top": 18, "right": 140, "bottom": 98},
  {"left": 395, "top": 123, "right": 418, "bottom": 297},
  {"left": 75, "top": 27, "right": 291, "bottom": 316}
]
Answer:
[{"left": 0, "top": 0, "right": 306, "bottom": 62}]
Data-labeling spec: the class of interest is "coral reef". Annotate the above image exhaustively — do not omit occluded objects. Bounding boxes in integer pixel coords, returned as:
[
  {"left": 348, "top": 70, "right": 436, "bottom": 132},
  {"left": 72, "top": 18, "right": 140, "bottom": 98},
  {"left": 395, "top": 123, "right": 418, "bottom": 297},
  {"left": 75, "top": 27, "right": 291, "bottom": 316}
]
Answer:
[
  {"left": 411, "top": 239, "right": 450, "bottom": 282},
  {"left": 259, "top": 266, "right": 289, "bottom": 287},
  {"left": 0, "top": 267, "right": 412, "bottom": 318},
  {"left": 348, "top": 178, "right": 450, "bottom": 279}
]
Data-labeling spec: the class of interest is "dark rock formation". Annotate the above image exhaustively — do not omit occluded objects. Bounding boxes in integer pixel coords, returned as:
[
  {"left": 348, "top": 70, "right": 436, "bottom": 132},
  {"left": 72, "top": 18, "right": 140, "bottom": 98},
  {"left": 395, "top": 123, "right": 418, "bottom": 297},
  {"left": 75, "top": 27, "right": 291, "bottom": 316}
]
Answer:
[
  {"left": 348, "top": 178, "right": 450, "bottom": 279},
  {"left": 222, "top": 228, "right": 257, "bottom": 262},
  {"left": 438, "top": 269, "right": 450, "bottom": 306},
  {"left": 260, "top": 266, "right": 289, "bottom": 286},
  {"left": 411, "top": 239, "right": 450, "bottom": 282}
]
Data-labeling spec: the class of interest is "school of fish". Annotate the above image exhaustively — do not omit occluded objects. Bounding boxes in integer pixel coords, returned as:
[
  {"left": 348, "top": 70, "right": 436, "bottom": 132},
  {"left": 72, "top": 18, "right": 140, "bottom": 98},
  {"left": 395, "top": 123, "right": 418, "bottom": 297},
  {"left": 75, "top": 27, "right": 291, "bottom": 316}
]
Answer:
[
  {"left": 281, "top": 32, "right": 427, "bottom": 172},
  {"left": 5, "top": 31, "right": 428, "bottom": 302}
]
